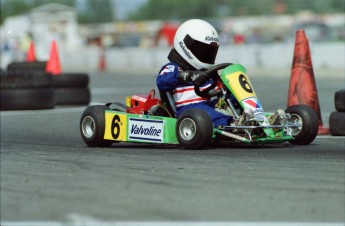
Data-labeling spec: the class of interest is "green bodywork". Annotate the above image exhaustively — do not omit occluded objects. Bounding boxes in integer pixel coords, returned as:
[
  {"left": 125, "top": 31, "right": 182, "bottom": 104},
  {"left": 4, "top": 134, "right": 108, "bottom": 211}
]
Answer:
[{"left": 103, "top": 64, "right": 295, "bottom": 146}]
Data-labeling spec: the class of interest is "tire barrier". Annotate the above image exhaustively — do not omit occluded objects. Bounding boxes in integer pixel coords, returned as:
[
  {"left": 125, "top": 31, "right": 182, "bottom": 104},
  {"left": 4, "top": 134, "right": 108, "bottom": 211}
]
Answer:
[
  {"left": 5, "top": 40, "right": 90, "bottom": 107},
  {"left": 7, "top": 61, "right": 47, "bottom": 72},
  {"left": 54, "top": 88, "right": 90, "bottom": 105},
  {"left": 0, "top": 70, "right": 55, "bottom": 110},
  {"left": 334, "top": 89, "right": 345, "bottom": 112},
  {"left": 329, "top": 89, "right": 345, "bottom": 136},
  {"left": 0, "top": 70, "right": 52, "bottom": 88},
  {"left": 52, "top": 73, "right": 90, "bottom": 105},
  {"left": 52, "top": 73, "right": 89, "bottom": 88},
  {"left": 1, "top": 60, "right": 91, "bottom": 109}
]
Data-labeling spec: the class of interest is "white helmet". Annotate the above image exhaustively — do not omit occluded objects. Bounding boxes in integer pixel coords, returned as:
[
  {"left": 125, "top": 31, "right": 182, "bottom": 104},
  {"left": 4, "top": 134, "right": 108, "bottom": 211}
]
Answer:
[{"left": 174, "top": 19, "right": 219, "bottom": 70}]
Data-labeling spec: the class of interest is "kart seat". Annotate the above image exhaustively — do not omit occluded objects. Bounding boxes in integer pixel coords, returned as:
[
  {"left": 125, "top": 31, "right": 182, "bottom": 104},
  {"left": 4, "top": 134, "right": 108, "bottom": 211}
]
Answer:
[{"left": 158, "top": 91, "right": 176, "bottom": 118}]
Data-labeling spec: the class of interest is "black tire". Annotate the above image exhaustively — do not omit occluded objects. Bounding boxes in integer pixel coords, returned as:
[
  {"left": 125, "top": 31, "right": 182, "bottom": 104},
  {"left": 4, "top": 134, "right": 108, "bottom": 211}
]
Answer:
[
  {"left": 0, "top": 88, "right": 55, "bottom": 110},
  {"left": 0, "top": 70, "right": 52, "bottom": 89},
  {"left": 176, "top": 108, "right": 213, "bottom": 149},
  {"left": 80, "top": 105, "right": 114, "bottom": 147},
  {"left": 54, "top": 88, "right": 90, "bottom": 105},
  {"left": 7, "top": 61, "right": 47, "bottom": 71},
  {"left": 52, "top": 73, "right": 89, "bottom": 88},
  {"left": 329, "top": 111, "right": 345, "bottom": 136},
  {"left": 335, "top": 89, "right": 345, "bottom": 112},
  {"left": 286, "top": 105, "right": 319, "bottom": 145}
]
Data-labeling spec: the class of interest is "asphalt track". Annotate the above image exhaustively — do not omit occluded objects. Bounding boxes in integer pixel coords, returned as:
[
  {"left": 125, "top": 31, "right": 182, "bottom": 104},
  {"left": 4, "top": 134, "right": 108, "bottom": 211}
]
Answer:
[{"left": 1, "top": 70, "right": 344, "bottom": 225}]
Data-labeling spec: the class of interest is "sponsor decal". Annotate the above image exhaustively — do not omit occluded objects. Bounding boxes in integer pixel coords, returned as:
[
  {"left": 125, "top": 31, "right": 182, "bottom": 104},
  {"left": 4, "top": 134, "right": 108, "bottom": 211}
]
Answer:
[
  {"left": 205, "top": 36, "right": 219, "bottom": 42},
  {"left": 179, "top": 41, "right": 193, "bottom": 60},
  {"left": 242, "top": 97, "right": 264, "bottom": 115},
  {"left": 244, "top": 98, "right": 261, "bottom": 108},
  {"left": 129, "top": 118, "right": 164, "bottom": 142},
  {"left": 132, "top": 95, "right": 147, "bottom": 102},
  {"left": 253, "top": 108, "right": 264, "bottom": 115},
  {"left": 160, "top": 65, "right": 176, "bottom": 75}
]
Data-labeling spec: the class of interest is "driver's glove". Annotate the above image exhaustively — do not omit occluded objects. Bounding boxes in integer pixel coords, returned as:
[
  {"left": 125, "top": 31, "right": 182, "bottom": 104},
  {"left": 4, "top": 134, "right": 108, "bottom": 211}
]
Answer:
[{"left": 177, "top": 71, "right": 208, "bottom": 86}]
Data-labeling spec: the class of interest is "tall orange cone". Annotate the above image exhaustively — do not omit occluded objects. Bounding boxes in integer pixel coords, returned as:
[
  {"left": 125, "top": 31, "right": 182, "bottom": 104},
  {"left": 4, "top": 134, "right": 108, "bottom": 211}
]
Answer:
[
  {"left": 26, "top": 41, "right": 36, "bottom": 62},
  {"left": 287, "top": 30, "right": 329, "bottom": 135},
  {"left": 46, "top": 40, "right": 61, "bottom": 75},
  {"left": 98, "top": 46, "right": 106, "bottom": 72}
]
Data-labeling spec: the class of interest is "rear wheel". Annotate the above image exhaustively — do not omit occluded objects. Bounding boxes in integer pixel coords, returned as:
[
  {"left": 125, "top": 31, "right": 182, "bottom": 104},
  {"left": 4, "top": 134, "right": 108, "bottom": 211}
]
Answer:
[
  {"left": 176, "top": 108, "right": 213, "bottom": 149},
  {"left": 80, "top": 105, "right": 114, "bottom": 147},
  {"left": 286, "top": 105, "right": 318, "bottom": 145}
]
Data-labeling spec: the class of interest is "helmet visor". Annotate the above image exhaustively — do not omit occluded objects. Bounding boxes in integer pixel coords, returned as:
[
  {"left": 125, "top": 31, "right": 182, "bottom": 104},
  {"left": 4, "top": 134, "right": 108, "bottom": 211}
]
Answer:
[{"left": 184, "top": 34, "right": 219, "bottom": 64}]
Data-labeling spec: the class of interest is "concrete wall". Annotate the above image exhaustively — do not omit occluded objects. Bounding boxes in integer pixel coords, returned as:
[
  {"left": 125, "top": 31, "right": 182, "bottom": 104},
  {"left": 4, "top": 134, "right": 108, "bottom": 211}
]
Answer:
[
  {"left": 59, "top": 43, "right": 345, "bottom": 76},
  {"left": 1, "top": 43, "right": 344, "bottom": 77}
]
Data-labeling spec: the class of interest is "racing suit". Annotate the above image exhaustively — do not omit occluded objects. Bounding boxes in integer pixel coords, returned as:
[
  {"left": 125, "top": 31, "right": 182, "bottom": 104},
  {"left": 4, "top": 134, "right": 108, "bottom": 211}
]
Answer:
[{"left": 156, "top": 61, "right": 233, "bottom": 127}]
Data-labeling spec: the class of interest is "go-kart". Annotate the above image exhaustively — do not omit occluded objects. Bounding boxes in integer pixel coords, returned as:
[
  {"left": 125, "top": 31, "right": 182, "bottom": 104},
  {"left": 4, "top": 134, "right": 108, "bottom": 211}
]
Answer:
[{"left": 80, "top": 63, "right": 318, "bottom": 149}]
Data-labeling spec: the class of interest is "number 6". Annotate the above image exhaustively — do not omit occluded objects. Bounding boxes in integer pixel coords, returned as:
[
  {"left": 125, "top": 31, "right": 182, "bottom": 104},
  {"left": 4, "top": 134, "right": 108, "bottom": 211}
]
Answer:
[
  {"left": 111, "top": 115, "right": 121, "bottom": 139},
  {"left": 239, "top": 74, "right": 253, "bottom": 93}
]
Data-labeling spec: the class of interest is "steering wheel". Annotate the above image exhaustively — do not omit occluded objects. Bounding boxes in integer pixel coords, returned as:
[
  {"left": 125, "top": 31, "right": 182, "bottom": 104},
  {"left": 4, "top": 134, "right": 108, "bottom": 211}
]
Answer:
[{"left": 194, "top": 63, "right": 233, "bottom": 98}]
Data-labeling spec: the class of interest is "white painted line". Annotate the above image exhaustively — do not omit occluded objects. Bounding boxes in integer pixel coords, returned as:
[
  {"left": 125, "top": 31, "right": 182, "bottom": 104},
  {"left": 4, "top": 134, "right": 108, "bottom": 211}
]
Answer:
[
  {"left": 317, "top": 135, "right": 345, "bottom": 139},
  {"left": 1, "top": 222, "right": 344, "bottom": 226}
]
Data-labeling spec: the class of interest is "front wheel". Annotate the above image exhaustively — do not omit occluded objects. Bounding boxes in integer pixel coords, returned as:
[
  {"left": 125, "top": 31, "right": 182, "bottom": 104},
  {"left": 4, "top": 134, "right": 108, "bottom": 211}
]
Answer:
[
  {"left": 80, "top": 105, "right": 114, "bottom": 147},
  {"left": 286, "top": 105, "right": 318, "bottom": 145},
  {"left": 176, "top": 108, "right": 213, "bottom": 149}
]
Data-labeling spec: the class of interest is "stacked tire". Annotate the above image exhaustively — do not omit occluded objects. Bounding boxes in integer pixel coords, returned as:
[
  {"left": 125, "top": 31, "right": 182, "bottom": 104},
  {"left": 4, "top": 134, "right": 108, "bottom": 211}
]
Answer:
[
  {"left": 52, "top": 73, "right": 90, "bottom": 105},
  {"left": 7, "top": 61, "right": 47, "bottom": 71},
  {"left": 329, "top": 89, "right": 345, "bottom": 136},
  {"left": 0, "top": 69, "right": 55, "bottom": 110},
  {"left": 5, "top": 61, "right": 90, "bottom": 108}
]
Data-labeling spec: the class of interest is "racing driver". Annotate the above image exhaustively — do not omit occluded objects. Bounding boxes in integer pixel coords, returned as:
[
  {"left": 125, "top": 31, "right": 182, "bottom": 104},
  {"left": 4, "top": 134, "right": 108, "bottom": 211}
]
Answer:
[{"left": 156, "top": 19, "right": 233, "bottom": 127}]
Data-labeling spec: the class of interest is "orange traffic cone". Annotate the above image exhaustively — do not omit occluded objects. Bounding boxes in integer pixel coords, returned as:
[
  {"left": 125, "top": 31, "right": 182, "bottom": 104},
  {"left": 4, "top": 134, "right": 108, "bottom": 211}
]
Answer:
[
  {"left": 287, "top": 30, "right": 329, "bottom": 135},
  {"left": 26, "top": 41, "right": 36, "bottom": 62},
  {"left": 46, "top": 40, "right": 61, "bottom": 75},
  {"left": 98, "top": 46, "right": 106, "bottom": 72}
]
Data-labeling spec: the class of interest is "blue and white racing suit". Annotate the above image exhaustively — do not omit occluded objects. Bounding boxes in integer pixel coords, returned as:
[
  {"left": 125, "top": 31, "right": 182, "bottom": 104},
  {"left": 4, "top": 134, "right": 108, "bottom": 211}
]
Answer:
[{"left": 156, "top": 62, "right": 232, "bottom": 127}]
